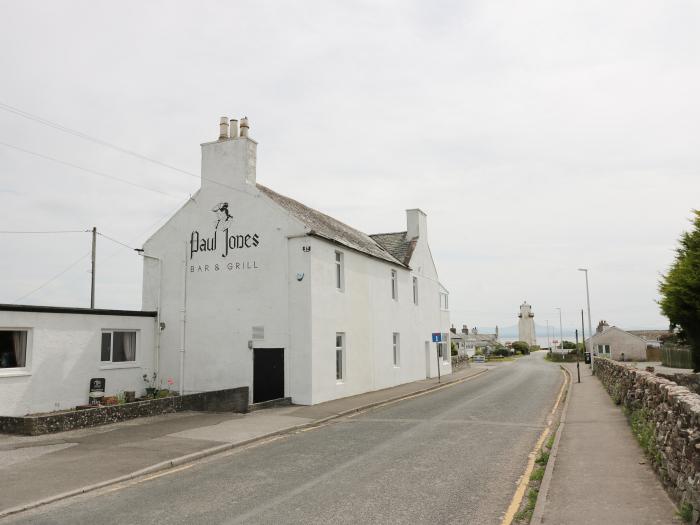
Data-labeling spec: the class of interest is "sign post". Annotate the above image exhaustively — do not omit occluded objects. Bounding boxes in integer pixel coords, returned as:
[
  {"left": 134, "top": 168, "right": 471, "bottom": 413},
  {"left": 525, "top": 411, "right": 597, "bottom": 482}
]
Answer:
[{"left": 432, "top": 333, "right": 442, "bottom": 382}]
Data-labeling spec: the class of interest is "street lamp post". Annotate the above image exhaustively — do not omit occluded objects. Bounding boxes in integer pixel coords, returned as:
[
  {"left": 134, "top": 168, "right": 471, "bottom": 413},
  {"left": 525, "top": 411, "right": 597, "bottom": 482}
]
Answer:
[
  {"left": 546, "top": 320, "right": 550, "bottom": 351},
  {"left": 578, "top": 268, "right": 594, "bottom": 371},
  {"left": 555, "top": 307, "right": 563, "bottom": 352}
]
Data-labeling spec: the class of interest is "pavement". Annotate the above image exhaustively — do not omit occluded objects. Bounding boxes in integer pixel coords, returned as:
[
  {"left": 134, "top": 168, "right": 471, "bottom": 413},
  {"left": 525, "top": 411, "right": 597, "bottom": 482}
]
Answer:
[
  {"left": 0, "top": 362, "right": 491, "bottom": 518},
  {"left": 534, "top": 362, "right": 681, "bottom": 525},
  {"left": 1, "top": 353, "right": 563, "bottom": 525},
  {"left": 628, "top": 361, "right": 694, "bottom": 375}
]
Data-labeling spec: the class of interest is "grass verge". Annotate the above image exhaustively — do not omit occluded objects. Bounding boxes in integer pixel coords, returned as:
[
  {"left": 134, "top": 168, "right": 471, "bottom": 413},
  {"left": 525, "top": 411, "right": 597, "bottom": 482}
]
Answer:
[{"left": 513, "top": 425, "right": 558, "bottom": 523}]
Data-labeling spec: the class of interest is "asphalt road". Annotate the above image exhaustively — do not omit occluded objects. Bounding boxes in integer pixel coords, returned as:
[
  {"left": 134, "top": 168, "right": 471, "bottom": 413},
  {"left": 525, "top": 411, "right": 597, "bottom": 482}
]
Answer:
[{"left": 4, "top": 353, "right": 562, "bottom": 525}]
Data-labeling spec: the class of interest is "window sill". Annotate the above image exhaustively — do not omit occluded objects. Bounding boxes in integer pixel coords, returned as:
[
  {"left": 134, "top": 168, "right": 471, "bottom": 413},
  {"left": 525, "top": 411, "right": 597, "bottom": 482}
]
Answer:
[
  {"left": 336, "top": 380, "right": 345, "bottom": 385},
  {"left": 99, "top": 363, "right": 140, "bottom": 370},
  {"left": 0, "top": 369, "right": 31, "bottom": 378}
]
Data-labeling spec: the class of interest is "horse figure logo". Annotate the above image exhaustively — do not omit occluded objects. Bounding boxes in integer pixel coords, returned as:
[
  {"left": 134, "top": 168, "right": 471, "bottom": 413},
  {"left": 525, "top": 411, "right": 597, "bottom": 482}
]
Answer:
[{"left": 212, "top": 202, "right": 233, "bottom": 230}]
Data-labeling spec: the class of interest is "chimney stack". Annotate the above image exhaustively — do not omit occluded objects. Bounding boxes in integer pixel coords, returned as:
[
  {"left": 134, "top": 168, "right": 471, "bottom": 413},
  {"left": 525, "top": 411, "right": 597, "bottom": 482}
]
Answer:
[
  {"left": 219, "top": 117, "right": 229, "bottom": 140},
  {"left": 202, "top": 115, "right": 257, "bottom": 190},
  {"left": 240, "top": 116, "right": 250, "bottom": 138}
]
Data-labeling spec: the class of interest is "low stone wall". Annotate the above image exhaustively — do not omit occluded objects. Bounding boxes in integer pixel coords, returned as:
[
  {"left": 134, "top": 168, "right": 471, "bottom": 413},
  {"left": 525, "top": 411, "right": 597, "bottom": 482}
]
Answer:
[
  {"left": 595, "top": 358, "right": 700, "bottom": 519},
  {"left": 0, "top": 387, "right": 248, "bottom": 436}
]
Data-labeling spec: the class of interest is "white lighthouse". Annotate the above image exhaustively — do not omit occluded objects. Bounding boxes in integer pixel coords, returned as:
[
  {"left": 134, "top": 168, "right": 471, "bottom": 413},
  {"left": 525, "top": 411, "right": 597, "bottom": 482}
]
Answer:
[{"left": 518, "top": 302, "right": 537, "bottom": 347}]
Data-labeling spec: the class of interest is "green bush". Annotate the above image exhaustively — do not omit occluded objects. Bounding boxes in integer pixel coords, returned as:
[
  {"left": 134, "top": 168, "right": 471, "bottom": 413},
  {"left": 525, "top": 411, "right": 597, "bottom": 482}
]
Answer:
[
  {"left": 493, "top": 347, "right": 510, "bottom": 358},
  {"left": 512, "top": 341, "right": 530, "bottom": 354}
]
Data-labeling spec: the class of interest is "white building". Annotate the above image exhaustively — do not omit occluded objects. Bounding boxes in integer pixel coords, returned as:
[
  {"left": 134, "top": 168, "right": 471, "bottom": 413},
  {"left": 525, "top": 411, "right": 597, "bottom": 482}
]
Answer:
[
  {"left": 141, "top": 117, "right": 452, "bottom": 405},
  {"left": 518, "top": 302, "right": 536, "bottom": 347},
  {"left": 587, "top": 321, "right": 647, "bottom": 361},
  {"left": 0, "top": 305, "right": 156, "bottom": 416}
]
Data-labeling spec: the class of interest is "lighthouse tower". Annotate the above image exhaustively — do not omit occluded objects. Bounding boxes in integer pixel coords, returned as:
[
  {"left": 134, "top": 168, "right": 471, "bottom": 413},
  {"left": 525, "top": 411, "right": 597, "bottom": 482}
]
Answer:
[{"left": 518, "top": 302, "right": 537, "bottom": 347}]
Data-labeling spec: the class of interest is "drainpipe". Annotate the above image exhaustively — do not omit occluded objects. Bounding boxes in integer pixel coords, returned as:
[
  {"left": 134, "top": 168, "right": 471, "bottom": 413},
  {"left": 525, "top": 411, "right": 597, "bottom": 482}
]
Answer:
[
  {"left": 135, "top": 250, "right": 163, "bottom": 378},
  {"left": 179, "top": 242, "right": 188, "bottom": 395}
]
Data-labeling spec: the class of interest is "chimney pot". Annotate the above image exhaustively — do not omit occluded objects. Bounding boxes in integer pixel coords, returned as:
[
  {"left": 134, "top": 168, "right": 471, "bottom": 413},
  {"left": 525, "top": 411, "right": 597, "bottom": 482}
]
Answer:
[
  {"left": 240, "top": 116, "right": 250, "bottom": 138},
  {"left": 230, "top": 119, "right": 239, "bottom": 139},
  {"left": 219, "top": 116, "right": 229, "bottom": 140}
]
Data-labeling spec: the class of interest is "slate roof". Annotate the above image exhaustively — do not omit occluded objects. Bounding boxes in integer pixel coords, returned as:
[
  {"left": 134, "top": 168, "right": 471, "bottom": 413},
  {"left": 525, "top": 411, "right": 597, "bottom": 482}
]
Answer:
[
  {"left": 368, "top": 232, "right": 417, "bottom": 266},
  {"left": 257, "top": 184, "right": 407, "bottom": 267}
]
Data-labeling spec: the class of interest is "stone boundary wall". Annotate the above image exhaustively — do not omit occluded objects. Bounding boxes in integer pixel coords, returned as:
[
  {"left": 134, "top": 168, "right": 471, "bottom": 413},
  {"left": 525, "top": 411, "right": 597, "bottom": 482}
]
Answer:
[
  {"left": 595, "top": 358, "right": 700, "bottom": 519},
  {"left": 0, "top": 387, "right": 248, "bottom": 436}
]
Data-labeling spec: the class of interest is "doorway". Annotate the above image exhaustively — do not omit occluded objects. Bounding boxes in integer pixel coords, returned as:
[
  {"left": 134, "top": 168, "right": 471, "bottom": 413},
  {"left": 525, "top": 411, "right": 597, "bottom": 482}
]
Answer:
[{"left": 253, "top": 348, "right": 285, "bottom": 403}]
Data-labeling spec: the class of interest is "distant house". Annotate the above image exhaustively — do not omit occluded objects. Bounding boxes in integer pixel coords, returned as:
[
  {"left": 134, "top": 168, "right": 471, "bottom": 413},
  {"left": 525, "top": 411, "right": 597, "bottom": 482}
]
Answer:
[
  {"left": 450, "top": 325, "right": 498, "bottom": 357},
  {"left": 586, "top": 321, "right": 647, "bottom": 361},
  {"left": 627, "top": 329, "right": 671, "bottom": 349}
]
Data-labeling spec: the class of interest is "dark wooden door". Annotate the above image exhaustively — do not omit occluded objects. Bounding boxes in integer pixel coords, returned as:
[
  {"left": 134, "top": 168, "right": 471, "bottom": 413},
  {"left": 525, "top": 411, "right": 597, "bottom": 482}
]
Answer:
[{"left": 253, "top": 348, "right": 284, "bottom": 403}]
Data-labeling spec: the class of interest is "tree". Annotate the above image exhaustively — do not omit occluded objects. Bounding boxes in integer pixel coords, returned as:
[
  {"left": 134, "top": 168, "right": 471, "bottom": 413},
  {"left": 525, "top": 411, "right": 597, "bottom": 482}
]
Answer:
[
  {"left": 659, "top": 210, "right": 700, "bottom": 371},
  {"left": 562, "top": 340, "right": 577, "bottom": 350},
  {"left": 511, "top": 341, "right": 530, "bottom": 354}
]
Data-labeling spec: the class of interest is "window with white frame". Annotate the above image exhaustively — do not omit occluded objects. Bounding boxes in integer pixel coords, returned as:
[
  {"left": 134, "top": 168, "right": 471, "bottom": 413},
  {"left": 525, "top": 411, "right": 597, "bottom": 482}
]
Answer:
[
  {"left": 391, "top": 269, "right": 398, "bottom": 300},
  {"left": 438, "top": 341, "right": 449, "bottom": 363},
  {"left": 393, "top": 332, "right": 400, "bottom": 366},
  {"left": 101, "top": 331, "right": 137, "bottom": 363},
  {"left": 335, "top": 251, "right": 344, "bottom": 291},
  {"left": 412, "top": 276, "right": 418, "bottom": 305},
  {"left": 0, "top": 330, "right": 28, "bottom": 368},
  {"left": 336, "top": 333, "right": 345, "bottom": 381},
  {"left": 596, "top": 344, "right": 610, "bottom": 355},
  {"left": 440, "top": 292, "right": 449, "bottom": 310}
]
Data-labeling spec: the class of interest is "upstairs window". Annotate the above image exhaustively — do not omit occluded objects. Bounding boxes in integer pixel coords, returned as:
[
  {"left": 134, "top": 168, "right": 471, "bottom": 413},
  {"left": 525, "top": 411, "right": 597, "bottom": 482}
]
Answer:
[
  {"left": 440, "top": 292, "right": 449, "bottom": 310},
  {"left": 393, "top": 332, "right": 400, "bottom": 366},
  {"left": 0, "top": 330, "right": 28, "bottom": 369},
  {"left": 335, "top": 251, "right": 344, "bottom": 291},
  {"left": 101, "top": 331, "right": 137, "bottom": 363},
  {"left": 412, "top": 276, "right": 418, "bottom": 305},
  {"left": 391, "top": 269, "right": 398, "bottom": 300}
]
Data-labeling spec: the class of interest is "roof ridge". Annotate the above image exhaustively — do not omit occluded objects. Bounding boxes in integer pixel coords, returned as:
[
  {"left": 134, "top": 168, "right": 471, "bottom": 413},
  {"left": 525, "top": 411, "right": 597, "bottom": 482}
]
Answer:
[{"left": 256, "top": 183, "right": 406, "bottom": 267}]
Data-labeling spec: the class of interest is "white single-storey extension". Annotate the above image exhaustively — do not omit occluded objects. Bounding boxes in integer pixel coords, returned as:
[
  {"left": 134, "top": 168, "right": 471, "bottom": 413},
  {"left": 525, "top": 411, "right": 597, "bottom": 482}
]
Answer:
[
  {"left": 141, "top": 116, "right": 452, "bottom": 405},
  {"left": 0, "top": 305, "right": 156, "bottom": 416},
  {"left": 587, "top": 321, "right": 647, "bottom": 361}
]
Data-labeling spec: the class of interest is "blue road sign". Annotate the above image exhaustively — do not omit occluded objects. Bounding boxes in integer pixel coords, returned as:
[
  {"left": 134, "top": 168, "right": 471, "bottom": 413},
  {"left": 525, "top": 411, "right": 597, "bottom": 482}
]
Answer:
[{"left": 432, "top": 333, "right": 442, "bottom": 342}]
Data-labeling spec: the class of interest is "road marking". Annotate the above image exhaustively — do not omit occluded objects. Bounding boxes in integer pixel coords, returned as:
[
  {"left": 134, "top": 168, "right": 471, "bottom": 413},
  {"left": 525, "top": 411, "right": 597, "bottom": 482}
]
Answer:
[
  {"left": 100, "top": 464, "right": 194, "bottom": 494},
  {"left": 500, "top": 366, "right": 569, "bottom": 525}
]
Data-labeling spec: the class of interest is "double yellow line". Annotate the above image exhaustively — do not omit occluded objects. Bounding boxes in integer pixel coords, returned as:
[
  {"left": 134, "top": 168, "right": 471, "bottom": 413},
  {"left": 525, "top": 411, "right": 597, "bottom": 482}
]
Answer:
[{"left": 500, "top": 367, "right": 569, "bottom": 525}]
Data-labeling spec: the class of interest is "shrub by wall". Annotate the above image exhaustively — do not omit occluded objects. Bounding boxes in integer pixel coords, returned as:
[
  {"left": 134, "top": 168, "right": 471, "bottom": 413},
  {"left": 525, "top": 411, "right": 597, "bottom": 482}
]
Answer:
[{"left": 595, "top": 358, "right": 700, "bottom": 521}]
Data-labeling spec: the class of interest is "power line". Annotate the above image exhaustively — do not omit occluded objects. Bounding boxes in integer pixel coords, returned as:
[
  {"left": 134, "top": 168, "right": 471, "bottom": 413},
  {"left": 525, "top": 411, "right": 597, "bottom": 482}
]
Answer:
[
  {"left": 0, "top": 230, "right": 88, "bottom": 234},
  {"left": 96, "top": 231, "right": 136, "bottom": 251},
  {"left": 0, "top": 141, "right": 181, "bottom": 198},
  {"left": 12, "top": 251, "right": 91, "bottom": 303},
  {"left": 0, "top": 101, "right": 198, "bottom": 178}
]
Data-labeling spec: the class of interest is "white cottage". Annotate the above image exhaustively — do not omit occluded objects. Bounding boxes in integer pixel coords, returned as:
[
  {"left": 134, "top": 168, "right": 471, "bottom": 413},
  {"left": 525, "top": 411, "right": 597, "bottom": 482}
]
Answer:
[
  {"left": 141, "top": 117, "right": 452, "bottom": 405},
  {"left": 0, "top": 305, "right": 156, "bottom": 416}
]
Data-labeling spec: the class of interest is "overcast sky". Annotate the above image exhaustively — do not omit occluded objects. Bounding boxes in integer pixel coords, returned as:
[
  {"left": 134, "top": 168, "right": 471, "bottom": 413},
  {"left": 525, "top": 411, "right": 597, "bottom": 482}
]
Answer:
[{"left": 1, "top": 1, "right": 698, "bottom": 331}]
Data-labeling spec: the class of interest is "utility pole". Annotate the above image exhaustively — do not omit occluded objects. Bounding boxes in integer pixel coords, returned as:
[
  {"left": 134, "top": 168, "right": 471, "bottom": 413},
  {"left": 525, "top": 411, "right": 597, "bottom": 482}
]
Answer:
[
  {"left": 556, "top": 307, "right": 563, "bottom": 351},
  {"left": 578, "top": 268, "right": 594, "bottom": 369},
  {"left": 90, "top": 226, "right": 96, "bottom": 309},
  {"left": 575, "top": 329, "right": 581, "bottom": 383},
  {"left": 581, "top": 309, "right": 589, "bottom": 373}
]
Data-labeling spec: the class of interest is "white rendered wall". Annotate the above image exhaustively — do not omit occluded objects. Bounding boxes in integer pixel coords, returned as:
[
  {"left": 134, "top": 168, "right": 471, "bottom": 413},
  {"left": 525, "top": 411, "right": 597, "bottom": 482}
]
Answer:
[
  {"left": 588, "top": 328, "right": 647, "bottom": 361},
  {"left": 308, "top": 230, "right": 451, "bottom": 405},
  {"left": 0, "top": 311, "right": 155, "bottom": 417}
]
